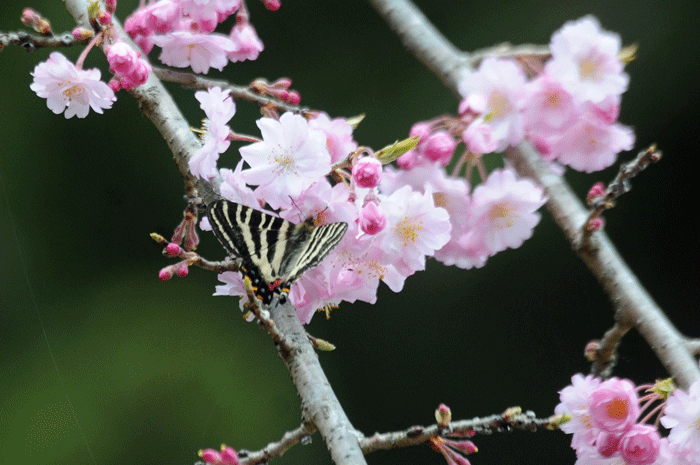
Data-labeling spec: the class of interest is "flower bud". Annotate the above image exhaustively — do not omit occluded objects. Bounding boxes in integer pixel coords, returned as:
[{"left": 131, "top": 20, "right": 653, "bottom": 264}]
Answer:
[
  {"left": 72, "top": 27, "right": 94, "bottom": 41},
  {"left": 620, "top": 424, "right": 661, "bottom": 465},
  {"left": 424, "top": 130, "right": 457, "bottom": 165},
  {"left": 352, "top": 157, "right": 382, "bottom": 188},
  {"left": 435, "top": 403, "right": 452, "bottom": 427},
  {"left": 463, "top": 118, "right": 497, "bottom": 154},
  {"left": 359, "top": 202, "right": 386, "bottom": 235},
  {"left": 587, "top": 182, "right": 607, "bottom": 205}
]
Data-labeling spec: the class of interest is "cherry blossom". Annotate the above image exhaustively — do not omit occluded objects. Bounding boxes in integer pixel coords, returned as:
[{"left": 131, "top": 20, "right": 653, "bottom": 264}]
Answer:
[{"left": 30, "top": 52, "right": 115, "bottom": 119}]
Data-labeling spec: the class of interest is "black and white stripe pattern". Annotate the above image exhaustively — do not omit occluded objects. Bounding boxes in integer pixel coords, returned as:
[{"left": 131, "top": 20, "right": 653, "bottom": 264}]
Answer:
[{"left": 207, "top": 199, "right": 348, "bottom": 305}]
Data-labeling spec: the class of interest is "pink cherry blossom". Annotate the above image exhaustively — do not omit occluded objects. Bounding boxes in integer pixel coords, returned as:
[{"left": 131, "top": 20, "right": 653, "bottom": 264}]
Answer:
[
  {"left": 660, "top": 378, "right": 700, "bottom": 460},
  {"left": 545, "top": 15, "right": 629, "bottom": 104},
  {"left": 588, "top": 378, "right": 640, "bottom": 434},
  {"left": 189, "top": 87, "right": 235, "bottom": 179},
  {"left": 143, "top": 0, "right": 181, "bottom": 34},
  {"left": 467, "top": 168, "right": 546, "bottom": 256},
  {"left": 551, "top": 109, "right": 634, "bottom": 172},
  {"left": 523, "top": 74, "right": 577, "bottom": 134},
  {"left": 462, "top": 117, "right": 497, "bottom": 154},
  {"left": 213, "top": 271, "right": 251, "bottom": 314},
  {"left": 219, "top": 161, "right": 259, "bottom": 209},
  {"left": 309, "top": 113, "right": 358, "bottom": 164},
  {"left": 153, "top": 31, "right": 236, "bottom": 73},
  {"left": 380, "top": 186, "right": 451, "bottom": 277},
  {"left": 240, "top": 112, "right": 331, "bottom": 209},
  {"left": 228, "top": 22, "right": 264, "bottom": 63},
  {"left": 30, "top": 52, "right": 115, "bottom": 119},
  {"left": 459, "top": 57, "right": 527, "bottom": 152}
]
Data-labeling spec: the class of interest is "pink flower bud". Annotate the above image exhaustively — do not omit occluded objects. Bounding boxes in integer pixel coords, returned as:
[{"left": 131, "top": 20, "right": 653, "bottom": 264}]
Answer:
[
  {"left": 176, "top": 263, "right": 189, "bottom": 277},
  {"left": 120, "top": 59, "right": 151, "bottom": 89},
  {"left": 199, "top": 448, "right": 222, "bottom": 464},
  {"left": 105, "top": 0, "right": 117, "bottom": 14},
  {"left": 72, "top": 27, "right": 94, "bottom": 40},
  {"left": 587, "top": 182, "right": 607, "bottom": 204},
  {"left": 584, "top": 340, "right": 600, "bottom": 361},
  {"left": 588, "top": 378, "right": 640, "bottom": 434},
  {"left": 107, "top": 42, "right": 140, "bottom": 75},
  {"left": 409, "top": 122, "right": 431, "bottom": 149},
  {"left": 596, "top": 430, "right": 622, "bottom": 457},
  {"left": 435, "top": 403, "right": 452, "bottom": 427},
  {"left": 352, "top": 157, "right": 382, "bottom": 188},
  {"left": 286, "top": 90, "right": 301, "bottom": 105},
  {"left": 396, "top": 150, "right": 418, "bottom": 170},
  {"left": 107, "top": 78, "right": 121, "bottom": 93},
  {"left": 463, "top": 119, "right": 497, "bottom": 154},
  {"left": 620, "top": 424, "right": 661, "bottom": 465},
  {"left": 424, "top": 130, "right": 457, "bottom": 165},
  {"left": 158, "top": 268, "right": 174, "bottom": 281},
  {"left": 263, "top": 0, "right": 281, "bottom": 11},
  {"left": 165, "top": 243, "right": 181, "bottom": 256},
  {"left": 219, "top": 445, "right": 240, "bottom": 465},
  {"left": 587, "top": 217, "right": 605, "bottom": 232},
  {"left": 359, "top": 202, "right": 386, "bottom": 235},
  {"left": 97, "top": 11, "right": 112, "bottom": 26}
]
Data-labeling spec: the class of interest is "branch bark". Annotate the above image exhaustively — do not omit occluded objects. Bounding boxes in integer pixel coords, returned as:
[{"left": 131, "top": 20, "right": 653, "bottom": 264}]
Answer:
[{"left": 367, "top": 0, "right": 700, "bottom": 389}]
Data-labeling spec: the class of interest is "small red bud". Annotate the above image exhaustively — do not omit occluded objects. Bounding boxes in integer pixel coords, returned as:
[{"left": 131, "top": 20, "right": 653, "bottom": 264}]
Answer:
[
  {"left": 199, "top": 448, "right": 221, "bottom": 464},
  {"left": 587, "top": 217, "right": 605, "bottom": 232},
  {"left": 586, "top": 182, "right": 607, "bottom": 205},
  {"left": 220, "top": 445, "right": 240, "bottom": 465},
  {"left": 263, "top": 0, "right": 281, "bottom": 11},
  {"left": 107, "top": 78, "right": 121, "bottom": 93},
  {"left": 286, "top": 90, "right": 301, "bottom": 105},
  {"left": 176, "top": 263, "right": 189, "bottom": 277},
  {"left": 98, "top": 11, "right": 112, "bottom": 25},
  {"left": 584, "top": 340, "right": 600, "bottom": 361},
  {"left": 165, "top": 243, "right": 181, "bottom": 256},
  {"left": 159, "top": 268, "right": 174, "bottom": 281},
  {"left": 105, "top": 0, "right": 117, "bottom": 14},
  {"left": 72, "top": 27, "right": 95, "bottom": 40},
  {"left": 435, "top": 403, "right": 452, "bottom": 427}
]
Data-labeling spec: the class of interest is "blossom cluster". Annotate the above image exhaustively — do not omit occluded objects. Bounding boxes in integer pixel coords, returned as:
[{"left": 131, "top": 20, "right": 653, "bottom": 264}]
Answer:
[
  {"left": 29, "top": 0, "right": 266, "bottom": 118},
  {"left": 124, "top": 0, "right": 264, "bottom": 73},
  {"left": 555, "top": 373, "right": 700, "bottom": 465},
  {"left": 189, "top": 86, "right": 545, "bottom": 323},
  {"left": 458, "top": 15, "right": 634, "bottom": 173}
]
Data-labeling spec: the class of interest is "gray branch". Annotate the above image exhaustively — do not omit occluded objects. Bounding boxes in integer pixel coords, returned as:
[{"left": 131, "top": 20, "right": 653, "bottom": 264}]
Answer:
[{"left": 368, "top": 0, "right": 699, "bottom": 389}]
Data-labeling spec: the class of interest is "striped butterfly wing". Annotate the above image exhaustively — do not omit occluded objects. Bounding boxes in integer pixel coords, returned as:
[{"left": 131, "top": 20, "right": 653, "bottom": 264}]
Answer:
[
  {"left": 207, "top": 199, "right": 348, "bottom": 304},
  {"left": 279, "top": 221, "right": 348, "bottom": 285}
]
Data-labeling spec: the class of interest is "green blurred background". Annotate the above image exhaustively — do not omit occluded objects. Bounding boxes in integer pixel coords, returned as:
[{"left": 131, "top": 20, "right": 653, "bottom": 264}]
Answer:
[{"left": 2, "top": 1, "right": 699, "bottom": 464}]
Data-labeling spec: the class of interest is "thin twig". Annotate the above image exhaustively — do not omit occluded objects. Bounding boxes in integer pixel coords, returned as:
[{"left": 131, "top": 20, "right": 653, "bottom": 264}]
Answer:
[
  {"left": 361, "top": 410, "right": 559, "bottom": 454},
  {"left": 237, "top": 422, "right": 317, "bottom": 465},
  {"left": 583, "top": 144, "right": 663, "bottom": 240},
  {"left": 152, "top": 67, "right": 312, "bottom": 115},
  {"left": 0, "top": 30, "right": 87, "bottom": 51}
]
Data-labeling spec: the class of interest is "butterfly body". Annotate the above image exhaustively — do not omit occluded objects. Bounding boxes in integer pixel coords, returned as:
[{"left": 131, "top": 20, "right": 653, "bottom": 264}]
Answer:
[{"left": 207, "top": 199, "right": 348, "bottom": 305}]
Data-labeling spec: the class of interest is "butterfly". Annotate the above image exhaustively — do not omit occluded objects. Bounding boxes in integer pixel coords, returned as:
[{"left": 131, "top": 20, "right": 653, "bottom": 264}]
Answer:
[{"left": 207, "top": 199, "right": 348, "bottom": 305}]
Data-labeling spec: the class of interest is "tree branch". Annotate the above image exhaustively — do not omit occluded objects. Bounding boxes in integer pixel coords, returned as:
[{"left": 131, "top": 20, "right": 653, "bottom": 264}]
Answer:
[
  {"left": 0, "top": 30, "right": 87, "bottom": 51},
  {"left": 60, "top": 1, "right": 368, "bottom": 463},
  {"left": 368, "top": 0, "right": 700, "bottom": 389},
  {"left": 269, "top": 299, "right": 367, "bottom": 465}
]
